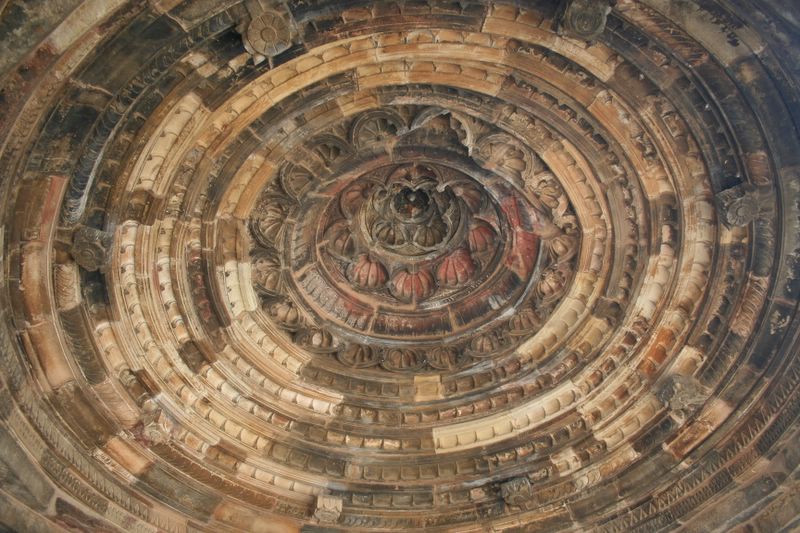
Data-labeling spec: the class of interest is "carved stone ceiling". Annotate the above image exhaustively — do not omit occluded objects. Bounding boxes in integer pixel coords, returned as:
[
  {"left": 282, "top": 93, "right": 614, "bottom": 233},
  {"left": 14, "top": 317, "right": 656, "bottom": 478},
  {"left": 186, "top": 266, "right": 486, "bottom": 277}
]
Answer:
[{"left": 1, "top": 1, "right": 799, "bottom": 532}]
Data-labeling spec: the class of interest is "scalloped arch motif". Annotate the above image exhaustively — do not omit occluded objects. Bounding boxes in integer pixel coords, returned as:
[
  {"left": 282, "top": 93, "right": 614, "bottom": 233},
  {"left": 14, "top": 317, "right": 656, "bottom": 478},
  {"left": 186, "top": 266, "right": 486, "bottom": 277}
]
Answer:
[{"left": 1, "top": 1, "right": 800, "bottom": 532}]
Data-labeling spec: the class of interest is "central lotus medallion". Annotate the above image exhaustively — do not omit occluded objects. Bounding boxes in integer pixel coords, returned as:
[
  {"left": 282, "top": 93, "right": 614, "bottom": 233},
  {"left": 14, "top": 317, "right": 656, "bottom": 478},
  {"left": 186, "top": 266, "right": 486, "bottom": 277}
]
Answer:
[
  {"left": 362, "top": 164, "right": 461, "bottom": 258},
  {"left": 334, "top": 163, "right": 503, "bottom": 306},
  {"left": 248, "top": 106, "right": 579, "bottom": 372}
]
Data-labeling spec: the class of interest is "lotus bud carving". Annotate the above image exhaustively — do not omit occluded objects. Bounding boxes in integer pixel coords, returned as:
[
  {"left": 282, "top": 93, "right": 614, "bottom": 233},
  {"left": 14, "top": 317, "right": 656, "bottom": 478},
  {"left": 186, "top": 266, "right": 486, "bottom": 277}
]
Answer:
[
  {"left": 268, "top": 300, "right": 302, "bottom": 329},
  {"left": 381, "top": 349, "right": 424, "bottom": 371},
  {"left": 436, "top": 248, "right": 476, "bottom": 287},
  {"left": 427, "top": 347, "right": 459, "bottom": 370},
  {"left": 391, "top": 269, "right": 436, "bottom": 302},
  {"left": 296, "top": 328, "right": 337, "bottom": 352},
  {"left": 507, "top": 308, "right": 541, "bottom": 335},
  {"left": 325, "top": 221, "right": 356, "bottom": 258},
  {"left": 340, "top": 181, "right": 372, "bottom": 218},
  {"left": 348, "top": 254, "right": 388, "bottom": 289},
  {"left": 546, "top": 233, "right": 579, "bottom": 262},
  {"left": 252, "top": 253, "right": 282, "bottom": 294},
  {"left": 337, "top": 344, "right": 378, "bottom": 368},
  {"left": 468, "top": 220, "right": 497, "bottom": 253},
  {"left": 373, "top": 221, "right": 405, "bottom": 246},
  {"left": 413, "top": 219, "right": 447, "bottom": 247},
  {"left": 535, "top": 265, "right": 569, "bottom": 302},
  {"left": 469, "top": 330, "right": 505, "bottom": 356}
]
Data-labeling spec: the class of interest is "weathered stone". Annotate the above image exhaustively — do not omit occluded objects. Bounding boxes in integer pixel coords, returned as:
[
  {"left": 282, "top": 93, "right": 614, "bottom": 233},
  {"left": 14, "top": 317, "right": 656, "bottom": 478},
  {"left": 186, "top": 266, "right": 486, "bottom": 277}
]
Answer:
[
  {"left": 69, "top": 226, "right": 112, "bottom": 272},
  {"left": 0, "top": 428, "right": 54, "bottom": 511},
  {"left": 559, "top": 0, "right": 612, "bottom": 41},
  {"left": 238, "top": 1, "right": 296, "bottom": 64},
  {"left": 716, "top": 184, "right": 760, "bottom": 227},
  {"left": 0, "top": 1, "right": 799, "bottom": 532},
  {"left": 501, "top": 477, "right": 533, "bottom": 507},
  {"left": 313, "top": 495, "right": 342, "bottom": 524}
]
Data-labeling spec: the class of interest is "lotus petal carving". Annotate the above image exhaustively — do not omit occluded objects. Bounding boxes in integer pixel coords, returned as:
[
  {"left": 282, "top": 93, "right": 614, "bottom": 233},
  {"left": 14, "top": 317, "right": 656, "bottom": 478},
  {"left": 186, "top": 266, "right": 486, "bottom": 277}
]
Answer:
[
  {"left": 337, "top": 344, "right": 378, "bottom": 368},
  {"left": 251, "top": 252, "right": 282, "bottom": 294},
  {"left": 468, "top": 219, "right": 497, "bottom": 253},
  {"left": 325, "top": 221, "right": 356, "bottom": 259},
  {"left": 427, "top": 347, "right": 459, "bottom": 370},
  {"left": 381, "top": 349, "right": 425, "bottom": 371},
  {"left": 391, "top": 269, "right": 436, "bottom": 302},
  {"left": 348, "top": 254, "right": 388, "bottom": 289},
  {"left": 436, "top": 248, "right": 476, "bottom": 287},
  {"left": 413, "top": 220, "right": 447, "bottom": 247}
]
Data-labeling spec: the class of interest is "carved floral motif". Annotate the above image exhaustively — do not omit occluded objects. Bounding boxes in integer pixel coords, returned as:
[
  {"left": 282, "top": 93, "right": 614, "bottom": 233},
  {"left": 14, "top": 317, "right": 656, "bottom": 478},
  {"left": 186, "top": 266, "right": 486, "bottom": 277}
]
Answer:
[
  {"left": 248, "top": 106, "right": 579, "bottom": 373},
  {"left": 501, "top": 477, "right": 533, "bottom": 506},
  {"left": 70, "top": 226, "right": 113, "bottom": 272},
  {"left": 391, "top": 269, "right": 436, "bottom": 302},
  {"left": 348, "top": 254, "right": 389, "bottom": 289},
  {"left": 314, "top": 495, "right": 343, "bottom": 524},
  {"left": 3, "top": 2, "right": 794, "bottom": 532},
  {"left": 468, "top": 219, "right": 497, "bottom": 253},
  {"left": 251, "top": 251, "right": 282, "bottom": 295},
  {"left": 716, "top": 184, "right": 759, "bottom": 227},
  {"left": 242, "top": 9, "right": 293, "bottom": 63},
  {"left": 436, "top": 248, "right": 476, "bottom": 287}
]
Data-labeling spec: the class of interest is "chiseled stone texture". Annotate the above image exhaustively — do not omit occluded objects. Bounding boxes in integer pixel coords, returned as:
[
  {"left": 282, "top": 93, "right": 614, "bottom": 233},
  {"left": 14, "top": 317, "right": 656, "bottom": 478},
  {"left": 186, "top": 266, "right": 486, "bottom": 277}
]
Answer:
[{"left": 1, "top": 0, "right": 800, "bottom": 532}]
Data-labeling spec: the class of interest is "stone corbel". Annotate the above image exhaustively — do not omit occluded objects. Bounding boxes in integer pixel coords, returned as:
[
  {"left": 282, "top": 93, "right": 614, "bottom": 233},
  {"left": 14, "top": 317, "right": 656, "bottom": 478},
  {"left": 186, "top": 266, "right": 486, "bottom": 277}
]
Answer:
[
  {"left": 501, "top": 477, "right": 533, "bottom": 507},
  {"left": 657, "top": 374, "right": 708, "bottom": 422},
  {"left": 141, "top": 413, "right": 171, "bottom": 445},
  {"left": 313, "top": 494, "right": 342, "bottom": 524},
  {"left": 236, "top": 0, "right": 297, "bottom": 65},
  {"left": 715, "top": 183, "right": 760, "bottom": 227},
  {"left": 558, "top": 0, "right": 614, "bottom": 42},
  {"left": 70, "top": 225, "right": 113, "bottom": 272},
  {"left": 135, "top": 401, "right": 174, "bottom": 446}
]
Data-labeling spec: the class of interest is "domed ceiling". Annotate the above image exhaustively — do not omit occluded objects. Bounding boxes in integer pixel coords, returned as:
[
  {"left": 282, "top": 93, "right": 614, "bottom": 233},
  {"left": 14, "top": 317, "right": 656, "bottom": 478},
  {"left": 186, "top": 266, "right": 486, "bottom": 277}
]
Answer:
[{"left": 1, "top": 0, "right": 800, "bottom": 531}]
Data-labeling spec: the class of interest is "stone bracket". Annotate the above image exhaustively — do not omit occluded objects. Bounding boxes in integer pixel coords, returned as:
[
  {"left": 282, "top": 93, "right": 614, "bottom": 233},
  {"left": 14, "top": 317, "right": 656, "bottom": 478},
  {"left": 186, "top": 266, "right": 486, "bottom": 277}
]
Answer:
[{"left": 558, "top": 0, "right": 614, "bottom": 42}]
